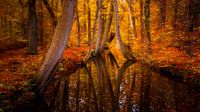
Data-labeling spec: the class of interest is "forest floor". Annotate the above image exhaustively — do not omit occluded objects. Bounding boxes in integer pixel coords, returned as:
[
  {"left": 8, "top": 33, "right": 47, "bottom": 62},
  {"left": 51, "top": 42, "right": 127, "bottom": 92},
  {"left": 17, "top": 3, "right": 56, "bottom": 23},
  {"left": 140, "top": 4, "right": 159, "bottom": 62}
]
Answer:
[
  {"left": 0, "top": 45, "right": 88, "bottom": 110},
  {"left": 130, "top": 30, "right": 200, "bottom": 84},
  {"left": 152, "top": 31, "right": 200, "bottom": 83}
]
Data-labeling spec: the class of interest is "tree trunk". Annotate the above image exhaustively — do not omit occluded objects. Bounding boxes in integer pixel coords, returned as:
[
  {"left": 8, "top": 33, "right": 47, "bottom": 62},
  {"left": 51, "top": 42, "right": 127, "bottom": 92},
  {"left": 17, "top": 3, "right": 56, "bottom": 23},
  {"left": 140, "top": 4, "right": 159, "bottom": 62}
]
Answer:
[
  {"left": 113, "top": 0, "right": 133, "bottom": 60},
  {"left": 173, "top": 0, "right": 179, "bottom": 30},
  {"left": 140, "top": 0, "right": 145, "bottom": 43},
  {"left": 76, "top": 8, "right": 80, "bottom": 47},
  {"left": 83, "top": 4, "right": 99, "bottom": 62},
  {"left": 28, "top": 0, "right": 37, "bottom": 54},
  {"left": 144, "top": 0, "right": 151, "bottom": 54},
  {"left": 126, "top": 0, "right": 137, "bottom": 38},
  {"left": 99, "top": 2, "right": 113, "bottom": 52},
  {"left": 185, "top": 0, "right": 200, "bottom": 32},
  {"left": 42, "top": 0, "right": 57, "bottom": 27},
  {"left": 158, "top": 0, "right": 166, "bottom": 29},
  {"left": 38, "top": 0, "right": 44, "bottom": 45},
  {"left": 86, "top": 0, "right": 91, "bottom": 46},
  {"left": 37, "top": 0, "right": 77, "bottom": 95},
  {"left": 95, "top": 0, "right": 103, "bottom": 53}
]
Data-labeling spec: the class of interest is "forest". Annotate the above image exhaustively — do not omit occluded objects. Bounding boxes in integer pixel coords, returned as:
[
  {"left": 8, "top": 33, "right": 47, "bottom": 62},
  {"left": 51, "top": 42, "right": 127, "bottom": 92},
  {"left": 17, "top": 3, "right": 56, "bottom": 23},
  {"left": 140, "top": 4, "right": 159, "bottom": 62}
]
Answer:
[{"left": 0, "top": 0, "right": 200, "bottom": 111}]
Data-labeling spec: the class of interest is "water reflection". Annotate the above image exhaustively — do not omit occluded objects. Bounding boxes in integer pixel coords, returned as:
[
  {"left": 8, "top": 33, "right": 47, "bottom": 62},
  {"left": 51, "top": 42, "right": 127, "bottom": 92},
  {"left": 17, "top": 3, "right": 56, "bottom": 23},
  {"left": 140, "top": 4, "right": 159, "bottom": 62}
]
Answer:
[{"left": 42, "top": 53, "right": 200, "bottom": 112}]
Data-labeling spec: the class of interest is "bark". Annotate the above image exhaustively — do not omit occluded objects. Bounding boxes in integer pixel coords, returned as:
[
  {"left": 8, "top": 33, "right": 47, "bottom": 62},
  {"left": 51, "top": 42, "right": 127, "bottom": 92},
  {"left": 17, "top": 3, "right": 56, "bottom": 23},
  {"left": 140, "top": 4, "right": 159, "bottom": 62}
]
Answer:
[
  {"left": 113, "top": 0, "right": 134, "bottom": 60},
  {"left": 140, "top": 0, "right": 145, "bottom": 43},
  {"left": 185, "top": 0, "right": 200, "bottom": 32},
  {"left": 28, "top": 0, "right": 37, "bottom": 54},
  {"left": 86, "top": 0, "right": 91, "bottom": 45},
  {"left": 38, "top": 0, "right": 44, "bottom": 45},
  {"left": 37, "top": 0, "right": 77, "bottom": 95},
  {"left": 83, "top": 0, "right": 87, "bottom": 32},
  {"left": 173, "top": 0, "right": 179, "bottom": 30},
  {"left": 42, "top": 0, "right": 57, "bottom": 27},
  {"left": 95, "top": 0, "right": 103, "bottom": 54},
  {"left": 126, "top": 0, "right": 137, "bottom": 38},
  {"left": 144, "top": 0, "right": 151, "bottom": 54},
  {"left": 158, "top": 0, "right": 166, "bottom": 29},
  {"left": 99, "top": 2, "right": 113, "bottom": 52},
  {"left": 75, "top": 9, "right": 80, "bottom": 47},
  {"left": 83, "top": 4, "right": 99, "bottom": 62}
]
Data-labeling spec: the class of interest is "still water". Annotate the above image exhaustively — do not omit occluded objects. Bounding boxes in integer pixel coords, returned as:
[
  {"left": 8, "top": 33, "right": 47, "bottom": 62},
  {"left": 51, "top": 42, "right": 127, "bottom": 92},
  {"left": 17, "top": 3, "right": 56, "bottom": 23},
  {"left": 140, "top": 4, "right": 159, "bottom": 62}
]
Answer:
[{"left": 21, "top": 53, "right": 200, "bottom": 112}]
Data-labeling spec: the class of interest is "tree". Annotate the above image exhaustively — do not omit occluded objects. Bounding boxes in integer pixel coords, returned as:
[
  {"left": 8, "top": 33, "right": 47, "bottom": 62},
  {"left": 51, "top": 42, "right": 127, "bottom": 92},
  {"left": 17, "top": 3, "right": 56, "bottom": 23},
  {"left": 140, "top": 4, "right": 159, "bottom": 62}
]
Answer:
[
  {"left": 28, "top": 0, "right": 37, "bottom": 54},
  {"left": 113, "top": 0, "right": 133, "bottom": 60},
  {"left": 75, "top": 8, "right": 80, "bottom": 47},
  {"left": 83, "top": 2, "right": 99, "bottom": 62},
  {"left": 144, "top": 0, "right": 151, "bottom": 54},
  {"left": 172, "top": 0, "right": 179, "bottom": 30},
  {"left": 38, "top": 0, "right": 44, "bottom": 45},
  {"left": 37, "top": 0, "right": 77, "bottom": 95},
  {"left": 158, "top": 0, "right": 166, "bottom": 29},
  {"left": 126, "top": 0, "right": 137, "bottom": 38},
  {"left": 95, "top": 0, "right": 103, "bottom": 54},
  {"left": 185, "top": 0, "right": 200, "bottom": 32},
  {"left": 86, "top": 0, "right": 91, "bottom": 45},
  {"left": 140, "top": 0, "right": 145, "bottom": 43},
  {"left": 42, "top": 0, "right": 57, "bottom": 27},
  {"left": 99, "top": 2, "right": 113, "bottom": 52}
]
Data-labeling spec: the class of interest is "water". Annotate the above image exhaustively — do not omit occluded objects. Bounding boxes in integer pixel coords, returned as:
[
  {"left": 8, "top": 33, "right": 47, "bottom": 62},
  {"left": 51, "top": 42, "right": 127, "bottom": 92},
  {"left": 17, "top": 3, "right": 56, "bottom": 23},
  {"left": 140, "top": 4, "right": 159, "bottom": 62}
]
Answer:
[{"left": 20, "top": 53, "right": 200, "bottom": 112}]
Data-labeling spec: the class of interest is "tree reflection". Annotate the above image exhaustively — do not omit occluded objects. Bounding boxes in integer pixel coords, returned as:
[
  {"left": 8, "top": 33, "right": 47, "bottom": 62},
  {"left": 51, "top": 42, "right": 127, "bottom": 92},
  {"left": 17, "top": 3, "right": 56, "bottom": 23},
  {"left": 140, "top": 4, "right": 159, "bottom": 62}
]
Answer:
[
  {"left": 39, "top": 53, "right": 199, "bottom": 112},
  {"left": 140, "top": 63, "right": 152, "bottom": 112}
]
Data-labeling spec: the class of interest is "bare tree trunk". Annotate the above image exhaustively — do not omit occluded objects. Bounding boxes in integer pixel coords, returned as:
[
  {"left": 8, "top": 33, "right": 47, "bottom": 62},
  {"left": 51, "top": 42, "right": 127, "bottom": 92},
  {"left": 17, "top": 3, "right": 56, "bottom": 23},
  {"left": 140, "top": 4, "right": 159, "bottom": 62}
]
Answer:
[
  {"left": 185, "top": 0, "right": 200, "bottom": 32},
  {"left": 83, "top": 4, "right": 99, "bottom": 62},
  {"left": 140, "top": 0, "right": 145, "bottom": 43},
  {"left": 83, "top": 0, "right": 87, "bottom": 33},
  {"left": 76, "top": 8, "right": 81, "bottom": 47},
  {"left": 37, "top": 0, "right": 77, "bottom": 95},
  {"left": 99, "top": 2, "right": 113, "bottom": 52},
  {"left": 158, "top": 0, "right": 166, "bottom": 29},
  {"left": 95, "top": 0, "right": 103, "bottom": 54},
  {"left": 144, "top": 0, "right": 151, "bottom": 54},
  {"left": 28, "top": 0, "right": 37, "bottom": 54},
  {"left": 38, "top": 0, "right": 44, "bottom": 45},
  {"left": 86, "top": 0, "right": 91, "bottom": 45},
  {"left": 113, "top": 0, "right": 133, "bottom": 60},
  {"left": 173, "top": 0, "right": 179, "bottom": 30},
  {"left": 126, "top": 0, "right": 137, "bottom": 38},
  {"left": 42, "top": 0, "right": 57, "bottom": 27}
]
